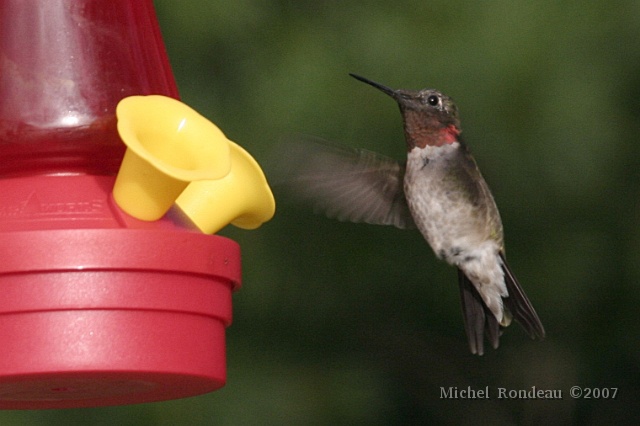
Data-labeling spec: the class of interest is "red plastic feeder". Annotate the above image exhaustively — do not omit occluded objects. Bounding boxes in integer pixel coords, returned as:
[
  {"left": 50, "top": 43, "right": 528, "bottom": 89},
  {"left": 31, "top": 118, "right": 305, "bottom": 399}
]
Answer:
[{"left": 0, "top": 0, "right": 242, "bottom": 409}]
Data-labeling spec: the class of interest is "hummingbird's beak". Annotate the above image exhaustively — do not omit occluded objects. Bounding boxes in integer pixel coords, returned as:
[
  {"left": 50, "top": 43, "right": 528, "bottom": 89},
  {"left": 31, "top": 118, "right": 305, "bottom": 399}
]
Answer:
[{"left": 349, "top": 73, "right": 399, "bottom": 99}]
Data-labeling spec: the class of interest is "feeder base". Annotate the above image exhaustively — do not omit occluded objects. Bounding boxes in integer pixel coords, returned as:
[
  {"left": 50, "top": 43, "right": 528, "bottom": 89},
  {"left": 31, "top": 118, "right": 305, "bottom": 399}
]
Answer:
[{"left": 0, "top": 228, "right": 241, "bottom": 409}]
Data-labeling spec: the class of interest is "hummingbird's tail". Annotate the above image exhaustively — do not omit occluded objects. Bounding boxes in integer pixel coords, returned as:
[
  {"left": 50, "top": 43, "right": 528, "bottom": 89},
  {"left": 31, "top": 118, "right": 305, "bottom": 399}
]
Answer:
[
  {"left": 458, "top": 255, "right": 545, "bottom": 355},
  {"left": 458, "top": 270, "right": 500, "bottom": 355}
]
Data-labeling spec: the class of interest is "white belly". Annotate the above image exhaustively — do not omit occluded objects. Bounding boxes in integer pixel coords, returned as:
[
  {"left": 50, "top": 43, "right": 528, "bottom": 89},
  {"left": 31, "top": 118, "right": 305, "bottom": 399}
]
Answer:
[
  {"left": 404, "top": 144, "right": 507, "bottom": 321},
  {"left": 404, "top": 144, "right": 486, "bottom": 259}
]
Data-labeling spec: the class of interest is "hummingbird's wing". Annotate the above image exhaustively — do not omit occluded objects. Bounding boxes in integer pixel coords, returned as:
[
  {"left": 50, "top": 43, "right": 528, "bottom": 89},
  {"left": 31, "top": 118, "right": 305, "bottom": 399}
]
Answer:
[
  {"left": 270, "top": 137, "right": 415, "bottom": 229},
  {"left": 452, "top": 143, "right": 505, "bottom": 247},
  {"left": 500, "top": 253, "right": 546, "bottom": 340},
  {"left": 453, "top": 144, "right": 544, "bottom": 352}
]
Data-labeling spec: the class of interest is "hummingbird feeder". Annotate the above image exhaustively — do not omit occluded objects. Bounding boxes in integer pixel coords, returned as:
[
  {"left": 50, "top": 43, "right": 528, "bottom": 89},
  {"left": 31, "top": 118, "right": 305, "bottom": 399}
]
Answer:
[{"left": 0, "top": 0, "right": 274, "bottom": 409}]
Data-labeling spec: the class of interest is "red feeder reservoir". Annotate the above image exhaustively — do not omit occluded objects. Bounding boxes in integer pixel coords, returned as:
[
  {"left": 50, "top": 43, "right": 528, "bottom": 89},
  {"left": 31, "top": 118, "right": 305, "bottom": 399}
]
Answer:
[{"left": 0, "top": 0, "right": 247, "bottom": 409}]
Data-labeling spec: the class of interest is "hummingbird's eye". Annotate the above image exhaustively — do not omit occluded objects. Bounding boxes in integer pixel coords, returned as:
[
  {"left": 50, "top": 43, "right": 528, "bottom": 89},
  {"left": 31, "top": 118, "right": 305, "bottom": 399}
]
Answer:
[{"left": 427, "top": 95, "right": 440, "bottom": 107}]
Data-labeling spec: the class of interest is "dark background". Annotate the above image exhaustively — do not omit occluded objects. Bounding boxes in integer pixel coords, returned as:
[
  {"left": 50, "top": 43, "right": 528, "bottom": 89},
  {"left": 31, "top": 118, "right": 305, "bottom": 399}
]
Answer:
[{"left": 2, "top": 1, "right": 639, "bottom": 424}]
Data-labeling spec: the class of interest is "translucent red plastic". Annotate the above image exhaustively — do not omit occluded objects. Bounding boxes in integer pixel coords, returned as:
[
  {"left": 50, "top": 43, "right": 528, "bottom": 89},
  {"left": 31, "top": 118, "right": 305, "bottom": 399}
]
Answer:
[
  {"left": 0, "top": 0, "right": 178, "bottom": 177},
  {"left": 0, "top": 0, "right": 241, "bottom": 408}
]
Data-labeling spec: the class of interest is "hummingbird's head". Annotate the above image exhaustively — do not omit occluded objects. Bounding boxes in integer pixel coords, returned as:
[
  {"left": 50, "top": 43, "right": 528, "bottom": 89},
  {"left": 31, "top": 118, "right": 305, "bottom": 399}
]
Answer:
[{"left": 350, "top": 73, "right": 462, "bottom": 149}]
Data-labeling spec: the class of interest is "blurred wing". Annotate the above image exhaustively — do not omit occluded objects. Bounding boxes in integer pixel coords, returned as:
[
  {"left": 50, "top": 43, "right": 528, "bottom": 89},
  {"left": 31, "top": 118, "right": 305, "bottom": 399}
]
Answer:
[{"left": 270, "top": 137, "right": 415, "bottom": 229}]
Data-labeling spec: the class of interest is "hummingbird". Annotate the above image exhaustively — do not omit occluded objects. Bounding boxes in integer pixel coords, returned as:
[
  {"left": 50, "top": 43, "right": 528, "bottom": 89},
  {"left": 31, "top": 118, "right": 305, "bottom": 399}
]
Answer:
[{"left": 276, "top": 74, "right": 545, "bottom": 355}]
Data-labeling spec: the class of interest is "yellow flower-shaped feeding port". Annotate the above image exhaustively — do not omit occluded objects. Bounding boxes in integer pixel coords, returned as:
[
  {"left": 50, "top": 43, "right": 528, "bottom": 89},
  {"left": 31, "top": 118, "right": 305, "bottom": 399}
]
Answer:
[
  {"left": 113, "top": 95, "right": 232, "bottom": 221},
  {"left": 176, "top": 141, "right": 275, "bottom": 234}
]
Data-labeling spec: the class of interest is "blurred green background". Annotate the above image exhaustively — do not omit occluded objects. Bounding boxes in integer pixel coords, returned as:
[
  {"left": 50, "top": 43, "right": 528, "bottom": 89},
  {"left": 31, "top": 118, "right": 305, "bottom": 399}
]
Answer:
[{"left": 3, "top": 0, "right": 640, "bottom": 424}]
